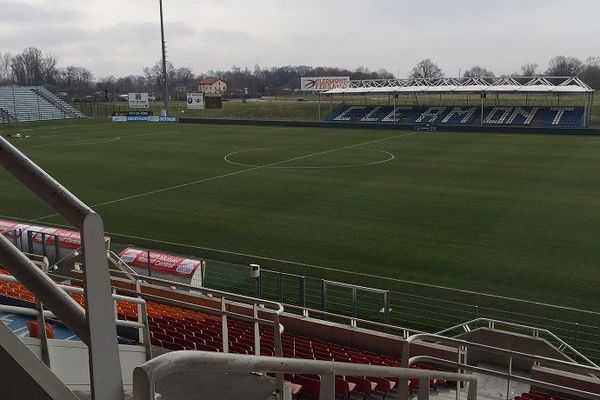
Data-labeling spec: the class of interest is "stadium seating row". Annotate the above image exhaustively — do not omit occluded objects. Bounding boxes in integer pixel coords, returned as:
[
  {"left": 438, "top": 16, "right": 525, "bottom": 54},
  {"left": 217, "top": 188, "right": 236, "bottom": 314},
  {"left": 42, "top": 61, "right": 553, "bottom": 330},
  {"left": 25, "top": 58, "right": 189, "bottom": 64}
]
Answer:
[
  {"left": 0, "top": 270, "right": 581, "bottom": 400},
  {"left": 0, "top": 86, "right": 84, "bottom": 122},
  {"left": 328, "top": 105, "right": 585, "bottom": 128},
  {"left": 0, "top": 269, "right": 445, "bottom": 399}
]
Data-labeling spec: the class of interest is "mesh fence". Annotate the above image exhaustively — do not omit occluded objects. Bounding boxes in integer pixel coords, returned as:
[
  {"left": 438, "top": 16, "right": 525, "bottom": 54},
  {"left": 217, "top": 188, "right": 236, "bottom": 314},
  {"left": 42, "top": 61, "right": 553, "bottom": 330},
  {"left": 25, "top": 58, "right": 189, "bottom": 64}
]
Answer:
[{"left": 108, "top": 236, "right": 600, "bottom": 364}]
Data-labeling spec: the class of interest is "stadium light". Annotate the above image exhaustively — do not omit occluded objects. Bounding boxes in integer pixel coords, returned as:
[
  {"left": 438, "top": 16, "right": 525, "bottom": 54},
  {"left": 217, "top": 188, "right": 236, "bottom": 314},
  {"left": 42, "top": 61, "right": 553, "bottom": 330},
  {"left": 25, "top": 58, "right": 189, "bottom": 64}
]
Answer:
[{"left": 159, "top": 0, "right": 169, "bottom": 115}]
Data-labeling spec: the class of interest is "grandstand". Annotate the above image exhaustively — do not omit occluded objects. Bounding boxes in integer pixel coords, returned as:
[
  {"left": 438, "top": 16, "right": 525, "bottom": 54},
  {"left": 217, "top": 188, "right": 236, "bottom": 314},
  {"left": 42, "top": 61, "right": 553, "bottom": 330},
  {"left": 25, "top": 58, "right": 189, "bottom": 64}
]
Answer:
[
  {"left": 1, "top": 132, "right": 600, "bottom": 400},
  {"left": 322, "top": 77, "right": 594, "bottom": 129},
  {"left": 0, "top": 86, "right": 85, "bottom": 123}
]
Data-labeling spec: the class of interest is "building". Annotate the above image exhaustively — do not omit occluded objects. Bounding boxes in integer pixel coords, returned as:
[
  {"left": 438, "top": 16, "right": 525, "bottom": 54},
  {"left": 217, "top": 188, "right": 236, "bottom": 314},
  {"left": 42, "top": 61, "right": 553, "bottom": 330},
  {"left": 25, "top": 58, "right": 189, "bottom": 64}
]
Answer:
[{"left": 198, "top": 77, "right": 227, "bottom": 95}]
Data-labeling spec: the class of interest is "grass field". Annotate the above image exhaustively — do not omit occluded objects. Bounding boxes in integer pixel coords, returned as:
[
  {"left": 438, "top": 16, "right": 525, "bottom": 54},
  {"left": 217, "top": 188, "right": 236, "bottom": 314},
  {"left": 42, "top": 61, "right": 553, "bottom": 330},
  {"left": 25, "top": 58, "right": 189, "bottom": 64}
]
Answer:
[{"left": 1, "top": 120, "right": 600, "bottom": 314}]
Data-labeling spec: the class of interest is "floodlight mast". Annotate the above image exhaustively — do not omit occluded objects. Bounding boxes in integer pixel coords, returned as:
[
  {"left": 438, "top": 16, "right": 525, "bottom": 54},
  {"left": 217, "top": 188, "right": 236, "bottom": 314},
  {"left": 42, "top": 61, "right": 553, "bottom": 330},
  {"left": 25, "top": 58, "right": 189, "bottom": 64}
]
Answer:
[{"left": 159, "top": 0, "right": 169, "bottom": 115}]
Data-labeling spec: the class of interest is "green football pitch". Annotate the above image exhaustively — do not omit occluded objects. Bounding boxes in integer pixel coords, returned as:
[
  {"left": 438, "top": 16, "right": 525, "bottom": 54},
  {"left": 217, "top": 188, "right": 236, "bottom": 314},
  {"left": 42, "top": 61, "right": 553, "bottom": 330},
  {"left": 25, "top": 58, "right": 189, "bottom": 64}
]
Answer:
[{"left": 1, "top": 120, "right": 600, "bottom": 314}]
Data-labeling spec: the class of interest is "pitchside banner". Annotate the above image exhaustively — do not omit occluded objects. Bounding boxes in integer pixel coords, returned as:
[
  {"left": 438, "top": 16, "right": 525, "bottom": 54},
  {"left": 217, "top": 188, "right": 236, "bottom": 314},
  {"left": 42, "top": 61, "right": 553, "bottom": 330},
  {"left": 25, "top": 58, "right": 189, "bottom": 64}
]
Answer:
[
  {"left": 301, "top": 76, "right": 350, "bottom": 91},
  {"left": 187, "top": 93, "right": 204, "bottom": 109},
  {"left": 129, "top": 92, "right": 149, "bottom": 109}
]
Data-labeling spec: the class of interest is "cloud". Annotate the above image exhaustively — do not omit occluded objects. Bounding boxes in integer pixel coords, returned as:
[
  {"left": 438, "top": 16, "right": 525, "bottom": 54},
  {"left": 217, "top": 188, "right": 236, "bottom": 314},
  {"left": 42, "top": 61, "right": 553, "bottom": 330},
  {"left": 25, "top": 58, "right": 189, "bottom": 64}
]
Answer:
[{"left": 0, "top": 0, "right": 599, "bottom": 78}]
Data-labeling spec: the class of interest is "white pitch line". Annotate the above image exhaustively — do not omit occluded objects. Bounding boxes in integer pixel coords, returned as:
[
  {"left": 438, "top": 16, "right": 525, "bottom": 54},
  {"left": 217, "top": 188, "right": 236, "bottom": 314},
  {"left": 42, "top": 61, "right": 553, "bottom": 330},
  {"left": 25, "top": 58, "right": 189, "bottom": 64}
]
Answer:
[
  {"left": 21, "top": 130, "right": 178, "bottom": 149},
  {"left": 224, "top": 147, "right": 395, "bottom": 169},
  {"left": 32, "top": 131, "right": 417, "bottom": 221},
  {"left": 26, "top": 136, "right": 121, "bottom": 148}
]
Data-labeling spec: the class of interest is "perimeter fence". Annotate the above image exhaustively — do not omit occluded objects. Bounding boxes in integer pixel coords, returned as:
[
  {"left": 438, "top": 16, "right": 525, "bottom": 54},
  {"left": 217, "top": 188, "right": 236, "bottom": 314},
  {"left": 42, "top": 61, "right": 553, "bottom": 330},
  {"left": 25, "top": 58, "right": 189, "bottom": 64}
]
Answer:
[{"left": 107, "top": 234, "right": 600, "bottom": 365}]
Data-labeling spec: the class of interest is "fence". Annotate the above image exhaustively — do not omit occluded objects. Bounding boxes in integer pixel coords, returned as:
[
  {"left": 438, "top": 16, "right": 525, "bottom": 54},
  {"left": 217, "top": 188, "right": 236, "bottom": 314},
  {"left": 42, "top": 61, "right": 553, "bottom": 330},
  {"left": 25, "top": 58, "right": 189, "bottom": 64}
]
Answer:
[{"left": 185, "top": 253, "right": 600, "bottom": 365}]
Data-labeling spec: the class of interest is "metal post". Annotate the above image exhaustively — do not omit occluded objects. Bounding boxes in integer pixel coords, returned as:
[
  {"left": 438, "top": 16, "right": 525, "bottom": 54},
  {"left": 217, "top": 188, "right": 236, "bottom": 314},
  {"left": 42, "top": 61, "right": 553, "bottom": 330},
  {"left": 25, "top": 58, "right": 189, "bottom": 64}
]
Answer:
[
  {"left": 35, "top": 299, "right": 51, "bottom": 367},
  {"left": 506, "top": 355, "right": 512, "bottom": 400},
  {"left": 418, "top": 375, "right": 430, "bottom": 400},
  {"left": 399, "top": 342, "right": 410, "bottom": 400},
  {"left": 480, "top": 93, "right": 485, "bottom": 127},
  {"left": 82, "top": 213, "right": 125, "bottom": 400},
  {"left": 317, "top": 92, "right": 321, "bottom": 120},
  {"left": 159, "top": 0, "right": 170, "bottom": 115},
  {"left": 574, "top": 323, "right": 580, "bottom": 349},
  {"left": 384, "top": 291, "right": 390, "bottom": 326},
  {"left": 277, "top": 273, "right": 283, "bottom": 303},
  {"left": 393, "top": 93, "right": 397, "bottom": 124},
  {"left": 319, "top": 371, "right": 335, "bottom": 399},
  {"left": 147, "top": 250, "right": 152, "bottom": 278},
  {"left": 299, "top": 276, "right": 306, "bottom": 308},
  {"left": 321, "top": 280, "right": 327, "bottom": 312},
  {"left": 221, "top": 297, "right": 229, "bottom": 353},
  {"left": 352, "top": 287, "right": 357, "bottom": 318},
  {"left": 253, "top": 304, "right": 260, "bottom": 356}
]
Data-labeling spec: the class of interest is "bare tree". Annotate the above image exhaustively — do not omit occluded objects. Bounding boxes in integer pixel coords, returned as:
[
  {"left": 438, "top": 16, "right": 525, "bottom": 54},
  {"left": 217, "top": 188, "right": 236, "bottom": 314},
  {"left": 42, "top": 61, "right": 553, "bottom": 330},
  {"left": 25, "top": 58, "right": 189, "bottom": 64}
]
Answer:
[
  {"left": 143, "top": 60, "right": 176, "bottom": 96},
  {"left": 545, "top": 56, "right": 583, "bottom": 76},
  {"left": 10, "top": 47, "right": 58, "bottom": 85},
  {"left": 57, "top": 66, "right": 94, "bottom": 96},
  {"left": 409, "top": 59, "right": 444, "bottom": 79},
  {"left": 463, "top": 66, "right": 495, "bottom": 78},
  {"left": 520, "top": 63, "right": 539, "bottom": 76},
  {"left": 0, "top": 52, "right": 12, "bottom": 83}
]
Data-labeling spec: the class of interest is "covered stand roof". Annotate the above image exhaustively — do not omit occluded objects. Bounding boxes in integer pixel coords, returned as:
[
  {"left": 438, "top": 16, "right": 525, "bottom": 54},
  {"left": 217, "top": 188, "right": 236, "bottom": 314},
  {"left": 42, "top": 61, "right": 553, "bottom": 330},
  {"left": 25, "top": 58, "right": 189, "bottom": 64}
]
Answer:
[{"left": 324, "top": 77, "right": 593, "bottom": 95}]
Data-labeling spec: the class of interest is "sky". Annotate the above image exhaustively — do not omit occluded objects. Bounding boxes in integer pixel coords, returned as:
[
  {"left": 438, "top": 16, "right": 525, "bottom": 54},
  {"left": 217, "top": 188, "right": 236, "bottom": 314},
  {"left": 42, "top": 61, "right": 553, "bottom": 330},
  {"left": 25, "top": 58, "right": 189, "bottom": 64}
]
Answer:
[{"left": 1, "top": 0, "right": 599, "bottom": 79}]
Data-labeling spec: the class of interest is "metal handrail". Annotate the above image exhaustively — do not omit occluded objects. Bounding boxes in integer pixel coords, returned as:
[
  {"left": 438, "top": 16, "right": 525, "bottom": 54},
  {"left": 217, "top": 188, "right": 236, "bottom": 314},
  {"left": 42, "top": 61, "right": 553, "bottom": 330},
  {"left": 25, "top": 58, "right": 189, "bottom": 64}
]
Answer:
[
  {"left": 409, "top": 355, "right": 600, "bottom": 400},
  {"left": 436, "top": 318, "right": 598, "bottom": 368},
  {"left": 405, "top": 333, "right": 600, "bottom": 378},
  {"left": 283, "top": 302, "right": 425, "bottom": 339},
  {"left": 0, "top": 135, "right": 123, "bottom": 399},
  {"left": 66, "top": 267, "right": 287, "bottom": 394},
  {"left": 0, "top": 273, "right": 152, "bottom": 359},
  {"left": 132, "top": 351, "right": 478, "bottom": 400}
]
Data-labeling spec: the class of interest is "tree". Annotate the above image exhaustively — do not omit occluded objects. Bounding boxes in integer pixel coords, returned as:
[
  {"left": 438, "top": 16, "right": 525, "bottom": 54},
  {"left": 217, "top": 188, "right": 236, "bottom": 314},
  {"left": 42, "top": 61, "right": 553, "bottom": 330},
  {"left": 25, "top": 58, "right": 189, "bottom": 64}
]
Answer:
[
  {"left": 56, "top": 66, "right": 94, "bottom": 96},
  {"left": 545, "top": 56, "right": 583, "bottom": 76},
  {"left": 0, "top": 52, "right": 12, "bottom": 83},
  {"left": 520, "top": 63, "right": 539, "bottom": 76},
  {"left": 463, "top": 66, "right": 495, "bottom": 78},
  {"left": 143, "top": 60, "right": 176, "bottom": 97},
  {"left": 579, "top": 60, "right": 600, "bottom": 89},
  {"left": 409, "top": 59, "right": 443, "bottom": 79},
  {"left": 10, "top": 47, "right": 58, "bottom": 85}
]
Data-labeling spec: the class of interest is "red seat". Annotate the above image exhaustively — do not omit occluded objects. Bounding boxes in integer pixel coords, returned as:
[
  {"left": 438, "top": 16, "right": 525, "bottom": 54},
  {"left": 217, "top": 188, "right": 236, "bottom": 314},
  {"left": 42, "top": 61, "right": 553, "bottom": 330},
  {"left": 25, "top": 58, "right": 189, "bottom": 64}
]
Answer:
[
  {"left": 335, "top": 378, "right": 356, "bottom": 397},
  {"left": 368, "top": 376, "right": 396, "bottom": 393},
  {"left": 162, "top": 341, "right": 185, "bottom": 351},
  {"left": 346, "top": 376, "right": 376, "bottom": 396},
  {"left": 292, "top": 375, "right": 320, "bottom": 399}
]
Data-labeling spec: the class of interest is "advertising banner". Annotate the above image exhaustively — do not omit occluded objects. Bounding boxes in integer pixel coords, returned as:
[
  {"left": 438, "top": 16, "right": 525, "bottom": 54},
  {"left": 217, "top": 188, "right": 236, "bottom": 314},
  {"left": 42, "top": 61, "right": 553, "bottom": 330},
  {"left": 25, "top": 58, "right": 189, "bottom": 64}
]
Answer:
[
  {"left": 187, "top": 93, "right": 205, "bottom": 110},
  {"left": 300, "top": 76, "right": 350, "bottom": 91},
  {"left": 128, "top": 93, "right": 149, "bottom": 109},
  {"left": 118, "top": 247, "right": 203, "bottom": 279}
]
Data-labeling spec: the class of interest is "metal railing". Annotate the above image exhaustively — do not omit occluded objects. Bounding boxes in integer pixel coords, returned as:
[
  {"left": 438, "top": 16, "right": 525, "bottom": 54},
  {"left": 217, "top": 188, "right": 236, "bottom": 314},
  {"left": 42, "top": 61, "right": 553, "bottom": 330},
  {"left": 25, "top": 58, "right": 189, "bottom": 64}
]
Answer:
[
  {"left": 404, "top": 333, "right": 600, "bottom": 400},
  {"left": 0, "top": 273, "right": 152, "bottom": 362},
  {"left": 284, "top": 302, "right": 424, "bottom": 338},
  {"left": 436, "top": 318, "right": 598, "bottom": 368},
  {"left": 132, "top": 351, "right": 478, "bottom": 400},
  {"left": 0, "top": 135, "right": 124, "bottom": 400}
]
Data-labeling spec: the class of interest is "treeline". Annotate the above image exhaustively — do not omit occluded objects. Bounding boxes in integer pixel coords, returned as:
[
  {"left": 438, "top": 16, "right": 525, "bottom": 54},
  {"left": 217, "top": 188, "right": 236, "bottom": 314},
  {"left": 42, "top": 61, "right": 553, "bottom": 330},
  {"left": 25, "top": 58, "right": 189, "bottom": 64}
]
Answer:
[{"left": 0, "top": 47, "right": 599, "bottom": 101}]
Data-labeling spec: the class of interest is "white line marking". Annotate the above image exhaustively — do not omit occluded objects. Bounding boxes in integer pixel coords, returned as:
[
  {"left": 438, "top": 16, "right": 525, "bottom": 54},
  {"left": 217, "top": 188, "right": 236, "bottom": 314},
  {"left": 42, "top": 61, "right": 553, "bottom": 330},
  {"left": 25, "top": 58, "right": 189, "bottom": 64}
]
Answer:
[
  {"left": 25, "top": 136, "right": 120, "bottom": 148},
  {"left": 224, "top": 148, "right": 395, "bottom": 169},
  {"left": 32, "top": 131, "right": 416, "bottom": 221},
  {"left": 20, "top": 130, "right": 177, "bottom": 150}
]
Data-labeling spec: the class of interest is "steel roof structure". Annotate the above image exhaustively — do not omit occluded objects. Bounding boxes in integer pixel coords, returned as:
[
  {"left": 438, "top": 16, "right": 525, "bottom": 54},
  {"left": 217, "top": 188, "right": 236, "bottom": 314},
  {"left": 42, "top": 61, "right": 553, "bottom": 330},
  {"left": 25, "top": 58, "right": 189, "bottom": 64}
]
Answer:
[{"left": 324, "top": 76, "right": 593, "bottom": 95}]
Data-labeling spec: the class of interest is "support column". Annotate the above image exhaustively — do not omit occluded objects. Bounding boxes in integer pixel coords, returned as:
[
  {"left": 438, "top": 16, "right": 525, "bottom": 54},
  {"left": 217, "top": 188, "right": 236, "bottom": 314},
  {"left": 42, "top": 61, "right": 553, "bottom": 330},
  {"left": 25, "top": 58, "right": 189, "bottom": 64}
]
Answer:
[{"left": 81, "top": 213, "right": 125, "bottom": 400}]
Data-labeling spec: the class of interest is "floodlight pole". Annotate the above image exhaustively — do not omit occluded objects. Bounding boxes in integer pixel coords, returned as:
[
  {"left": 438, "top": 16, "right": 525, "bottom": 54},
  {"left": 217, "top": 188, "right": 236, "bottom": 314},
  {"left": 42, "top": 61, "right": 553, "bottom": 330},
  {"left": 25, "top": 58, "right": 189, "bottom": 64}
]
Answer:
[{"left": 159, "top": 0, "right": 170, "bottom": 115}]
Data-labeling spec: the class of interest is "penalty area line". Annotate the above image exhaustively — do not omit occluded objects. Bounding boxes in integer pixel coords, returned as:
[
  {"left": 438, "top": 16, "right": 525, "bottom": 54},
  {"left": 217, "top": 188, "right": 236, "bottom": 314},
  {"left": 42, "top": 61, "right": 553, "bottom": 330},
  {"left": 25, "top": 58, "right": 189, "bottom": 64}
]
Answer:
[{"left": 31, "top": 131, "right": 417, "bottom": 221}]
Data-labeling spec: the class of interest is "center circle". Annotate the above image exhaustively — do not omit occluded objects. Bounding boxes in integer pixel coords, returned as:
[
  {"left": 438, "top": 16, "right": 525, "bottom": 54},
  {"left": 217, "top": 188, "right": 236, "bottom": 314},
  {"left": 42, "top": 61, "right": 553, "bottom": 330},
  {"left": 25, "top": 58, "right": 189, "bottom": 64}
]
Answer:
[{"left": 224, "top": 148, "right": 395, "bottom": 169}]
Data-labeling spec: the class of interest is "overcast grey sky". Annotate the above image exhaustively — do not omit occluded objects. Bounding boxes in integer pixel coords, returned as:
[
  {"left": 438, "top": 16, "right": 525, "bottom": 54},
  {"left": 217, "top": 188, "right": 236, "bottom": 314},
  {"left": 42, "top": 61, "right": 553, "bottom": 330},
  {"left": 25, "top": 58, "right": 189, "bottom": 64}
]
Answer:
[{"left": 1, "top": 0, "right": 599, "bottom": 79}]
